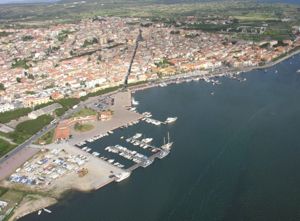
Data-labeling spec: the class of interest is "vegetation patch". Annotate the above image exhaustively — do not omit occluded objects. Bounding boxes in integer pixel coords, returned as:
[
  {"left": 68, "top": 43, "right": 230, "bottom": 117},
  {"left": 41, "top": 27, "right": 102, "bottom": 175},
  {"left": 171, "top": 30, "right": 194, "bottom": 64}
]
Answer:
[
  {"left": 9, "top": 115, "right": 53, "bottom": 144},
  {"left": 0, "top": 83, "right": 5, "bottom": 91},
  {"left": 74, "top": 123, "right": 94, "bottom": 132},
  {"left": 21, "top": 35, "right": 34, "bottom": 41},
  {"left": 0, "top": 187, "right": 8, "bottom": 197},
  {"left": 54, "top": 108, "right": 66, "bottom": 117},
  {"left": 0, "top": 138, "right": 16, "bottom": 158},
  {"left": 0, "top": 189, "right": 25, "bottom": 220},
  {"left": 186, "top": 23, "right": 230, "bottom": 32},
  {"left": 82, "top": 37, "right": 98, "bottom": 48},
  {"left": 11, "top": 58, "right": 31, "bottom": 69},
  {"left": 35, "top": 129, "right": 54, "bottom": 145},
  {"left": 54, "top": 98, "right": 80, "bottom": 116},
  {"left": 155, "top": 58, "right": 173, "bottom": 68},
  {"left": 57, "top": 98, "right": 80, "bottom": 109},
  {"left": 73, "top": 108, "right": 96, "bottom": 118},
  {"left": 80, "top": 86, "right": 121, "bottom": 101},
  {"left": 57, "top": 29, "right": 73, "bottom": 42},
  {"left": 0, "top": 31, "right": 12, "bottom": 38},
  {"left": 0, "top": 108, "right": 31, "bottom": 124}
]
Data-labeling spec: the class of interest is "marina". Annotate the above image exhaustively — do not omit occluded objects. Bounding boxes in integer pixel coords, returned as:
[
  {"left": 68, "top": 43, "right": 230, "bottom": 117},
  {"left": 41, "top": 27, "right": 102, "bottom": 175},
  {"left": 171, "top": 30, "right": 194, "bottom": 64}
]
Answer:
[
  {"left": 68, "top": 91, "right": 178, "bottom": 184},
  {"left": 18, "top": 53, "right": 300, "bottom": 221},
  {"left": 77, "top": 128, "right": 174, "bottom": 180},
  {"left": 70, "top": 90, "right": 178, "bottom": 182}
]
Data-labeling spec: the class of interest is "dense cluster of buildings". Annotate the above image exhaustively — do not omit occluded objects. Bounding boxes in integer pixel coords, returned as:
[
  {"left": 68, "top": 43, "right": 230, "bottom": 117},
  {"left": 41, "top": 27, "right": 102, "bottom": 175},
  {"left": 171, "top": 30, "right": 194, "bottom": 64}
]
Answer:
[{"left": 1, "top": 17, "right": 300, "bottom": 112}]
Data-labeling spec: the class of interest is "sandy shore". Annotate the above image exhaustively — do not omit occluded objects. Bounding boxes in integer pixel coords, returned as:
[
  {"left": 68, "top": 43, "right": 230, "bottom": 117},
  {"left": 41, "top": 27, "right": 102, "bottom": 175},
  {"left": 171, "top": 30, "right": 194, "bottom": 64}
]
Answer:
[
  {"left": 9, "top": 195, "right": 57, "bottom": 221},
  {"left": 1, "top": 142, "right": 125, "bottom": 221}
]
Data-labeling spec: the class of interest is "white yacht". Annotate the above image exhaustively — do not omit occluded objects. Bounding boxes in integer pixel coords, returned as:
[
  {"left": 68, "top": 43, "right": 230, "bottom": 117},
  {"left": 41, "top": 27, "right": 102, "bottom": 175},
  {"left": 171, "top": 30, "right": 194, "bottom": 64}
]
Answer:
[
  {"left": 132, "top": 98, "right": 139, "bottom": 106},
  {"left": 108, "top": 159, "right": 115, "bottom": 163},
  {"left": 115, "top": 172, "right": 131, "bottom": 182},
  {"left": 142, "top": 138, "right": 153, "bottom": 143},
  {"left": 133, "top": 133, "right": 142, "bottom": 139},
  {"left": 165, "top": 117, "right": 178, "bottom": 124},
  {"left": 158, "top": 150, "right": 170, "bottom": 159},
  {"left": 92, "top": 152, "right": 100, "bottom": 157}
]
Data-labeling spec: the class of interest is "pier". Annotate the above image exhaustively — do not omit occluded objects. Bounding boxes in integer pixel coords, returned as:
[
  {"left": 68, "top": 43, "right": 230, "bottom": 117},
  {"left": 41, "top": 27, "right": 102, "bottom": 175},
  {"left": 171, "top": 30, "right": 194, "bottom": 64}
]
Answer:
[{"left": 126, "top": 148, "right": 168, "bottom": 172}]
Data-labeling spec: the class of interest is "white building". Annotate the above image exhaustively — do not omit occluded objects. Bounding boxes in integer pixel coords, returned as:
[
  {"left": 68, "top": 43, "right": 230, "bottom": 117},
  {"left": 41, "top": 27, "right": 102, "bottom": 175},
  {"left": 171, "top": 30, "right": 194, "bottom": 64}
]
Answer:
[
  {"left": 0, "top": 102, "right": 15, "bottom": 113},
  {"left": 85, "top": 78, "right": 106, "bottom": 88},
  {"left": 0, "top": 200, "right": 8, "bottom": 210}
]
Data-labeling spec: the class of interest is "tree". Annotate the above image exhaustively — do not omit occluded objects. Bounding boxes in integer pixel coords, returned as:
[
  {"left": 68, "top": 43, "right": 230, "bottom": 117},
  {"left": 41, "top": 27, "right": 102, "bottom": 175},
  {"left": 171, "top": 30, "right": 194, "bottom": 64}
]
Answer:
[
  {"left": 0, "top": 83, "right": 5, "bottom": 91},
  {"left": 22, "top": 35, "right": 33, "bottom": 41},
  {"left": 16, "top": 77, "right": 21, "bottom": 83},
  {"left": 28, "top": 74, "right": 35, "bottom": 80}
]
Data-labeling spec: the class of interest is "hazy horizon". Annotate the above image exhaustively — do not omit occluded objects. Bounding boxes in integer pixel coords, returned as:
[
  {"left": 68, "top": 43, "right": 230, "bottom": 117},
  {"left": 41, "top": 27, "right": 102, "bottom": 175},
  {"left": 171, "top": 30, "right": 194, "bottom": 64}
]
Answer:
[{"left": 0, "top": 0, "right": 299, "bottom": 5}]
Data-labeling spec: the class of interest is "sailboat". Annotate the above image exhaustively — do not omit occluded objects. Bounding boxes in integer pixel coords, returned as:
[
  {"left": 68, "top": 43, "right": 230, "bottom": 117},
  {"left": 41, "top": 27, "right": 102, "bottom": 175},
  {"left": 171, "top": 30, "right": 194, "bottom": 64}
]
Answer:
[{"left": 161, "top": 132, "right": 173, "bottom": 150}]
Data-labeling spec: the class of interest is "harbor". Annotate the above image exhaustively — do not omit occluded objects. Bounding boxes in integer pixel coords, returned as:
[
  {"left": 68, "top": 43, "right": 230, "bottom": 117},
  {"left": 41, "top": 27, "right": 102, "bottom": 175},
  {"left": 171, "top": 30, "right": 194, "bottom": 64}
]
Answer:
[
  {"left": 68, "top": 90, "right": 178, "bottom": 183},
  {"left": 75, "top": 122, "right": 175, "bottom": 182},
  {"left": 14, "top": 53, "right": 300, "bottom": 221}
]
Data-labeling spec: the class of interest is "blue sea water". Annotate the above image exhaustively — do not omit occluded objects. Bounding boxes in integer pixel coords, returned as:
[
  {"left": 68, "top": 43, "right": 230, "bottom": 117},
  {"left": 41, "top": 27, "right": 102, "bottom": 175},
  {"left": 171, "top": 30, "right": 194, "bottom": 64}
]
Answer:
[{"left": 20, "top": 54, "right": 300, "bottom": 221}]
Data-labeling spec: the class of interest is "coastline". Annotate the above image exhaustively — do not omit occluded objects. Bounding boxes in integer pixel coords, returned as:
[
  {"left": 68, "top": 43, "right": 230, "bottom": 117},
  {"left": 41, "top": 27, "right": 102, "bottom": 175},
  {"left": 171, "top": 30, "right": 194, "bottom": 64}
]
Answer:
[
  {"left": 130, "top": 48, "right": 300, "bottom": 92},
  {"left": 4, "top": 48, "right": 300, "bottom": 221},
  {"left": 9, "top": 195, "right": 57, "bottom": 221},
  {"left": 4, "top": 142, "right": 124, "bottom": 221}
]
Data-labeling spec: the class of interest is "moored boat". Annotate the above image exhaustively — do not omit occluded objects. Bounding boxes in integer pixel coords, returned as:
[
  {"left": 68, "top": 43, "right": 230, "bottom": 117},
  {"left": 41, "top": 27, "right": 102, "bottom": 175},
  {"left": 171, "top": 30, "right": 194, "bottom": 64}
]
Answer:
[
  {"left": 115, "top": 172, "right": 131, "bottom": 182},
  {"left": 165, "top": 117, "right": 178, "bottom": 124}
]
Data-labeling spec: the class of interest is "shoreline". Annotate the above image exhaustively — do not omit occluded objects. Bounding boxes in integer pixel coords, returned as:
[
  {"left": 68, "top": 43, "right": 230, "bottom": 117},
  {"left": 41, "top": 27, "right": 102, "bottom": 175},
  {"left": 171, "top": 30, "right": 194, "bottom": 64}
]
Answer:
[
  {"left": 130, "top": 48, "right": 300, "bottom": 92},
  {"left": 5, "top": 142, "right": 123, "bottom": 221},
  {"left": 9, "top": 195, "right": 57, "bottom": 221},
  {"left": 5, "top": 48, "right": 300, "bottom": 221}
]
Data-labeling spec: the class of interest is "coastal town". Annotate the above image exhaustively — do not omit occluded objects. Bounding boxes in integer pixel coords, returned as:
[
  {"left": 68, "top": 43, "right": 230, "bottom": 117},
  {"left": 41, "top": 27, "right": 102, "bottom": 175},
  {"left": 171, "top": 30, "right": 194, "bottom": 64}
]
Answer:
[
  {"left": 0, "top": 14, "right": 300, "bottom": 221},
  {"left": 0, "top": 17, "right": 300, "bottom": 111},
  {"left": 0, "top": 87, "right": 176, "bottom": 220}
]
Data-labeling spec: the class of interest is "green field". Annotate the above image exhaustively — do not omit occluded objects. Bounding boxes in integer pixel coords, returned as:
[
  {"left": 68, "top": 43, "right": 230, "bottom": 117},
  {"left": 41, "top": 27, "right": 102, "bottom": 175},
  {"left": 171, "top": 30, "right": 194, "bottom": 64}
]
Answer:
[
  {"left": 74, "top": 123, "right": 94, "bottom": 132},
  {"left": 73, "top": 108, "right": 97, "bottom": 118},
  {"left": 0, "top": 138, "right": 16, "bottom": 157},
  {"left": 8, "top": 115, "right": 53, "bottom": 144},
  {"left": 53, "top": 98, "right": 80, "bottom": 116},
  {"left": 0, "top": 108, "right": 32, "bottom": 124},
  {"left": 0, "top": 189, "right": 25, "bottom": 220},
  {"left": 35, "top": 129, "right": 54, "bottom": 145}
]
